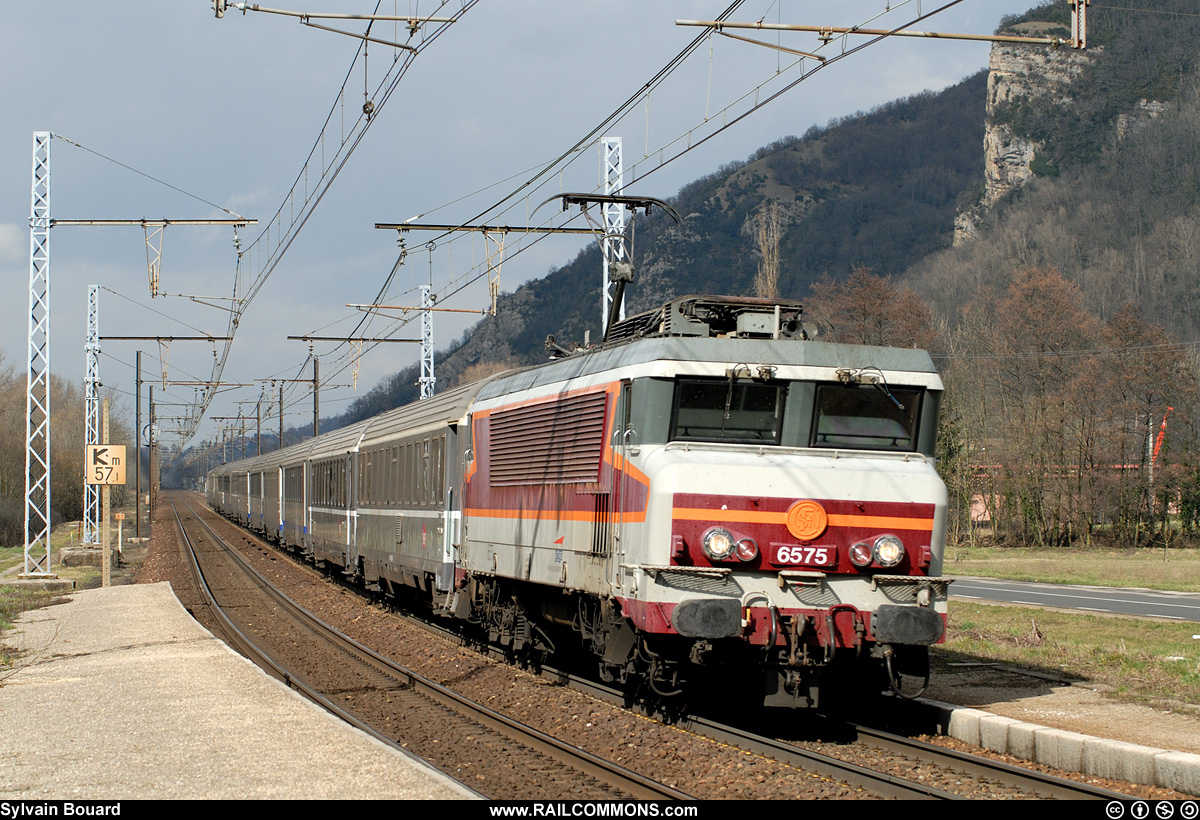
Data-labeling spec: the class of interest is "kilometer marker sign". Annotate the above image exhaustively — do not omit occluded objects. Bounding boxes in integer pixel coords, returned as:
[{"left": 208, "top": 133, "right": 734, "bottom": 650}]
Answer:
[{"left": 85, "top": 445, "right": 127, "bottom": 485}]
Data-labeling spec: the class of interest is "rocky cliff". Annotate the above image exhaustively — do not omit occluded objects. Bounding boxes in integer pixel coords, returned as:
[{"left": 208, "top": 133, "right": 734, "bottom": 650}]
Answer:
[{"left": 955, "top": 41, "right": 1093, "bottom": 244}]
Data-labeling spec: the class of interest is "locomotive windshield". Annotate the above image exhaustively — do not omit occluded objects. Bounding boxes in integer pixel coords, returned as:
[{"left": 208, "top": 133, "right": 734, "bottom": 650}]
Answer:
[
  {"left": 811, "top": 383, "right": 922, "bottom": 451},
  {"left": 670, "top": 378, "right": 784, "bottom": 444}
]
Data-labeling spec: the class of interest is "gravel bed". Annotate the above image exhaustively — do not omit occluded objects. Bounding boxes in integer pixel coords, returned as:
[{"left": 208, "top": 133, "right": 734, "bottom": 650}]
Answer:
[{"left": 138, "top": 494, "right": 1191, "bottom": 800}]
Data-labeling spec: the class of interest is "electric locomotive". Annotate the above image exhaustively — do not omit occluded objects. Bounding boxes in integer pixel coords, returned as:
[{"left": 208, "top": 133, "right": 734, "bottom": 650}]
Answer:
[{"left": 208, "top": 294, "right": 950, "bottom": 710}]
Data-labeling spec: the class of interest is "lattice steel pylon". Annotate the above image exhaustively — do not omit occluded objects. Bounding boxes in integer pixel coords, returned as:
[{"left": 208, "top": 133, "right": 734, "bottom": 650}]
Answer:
[
  {"left": 419, "top": 285, "right": 435, "bottom": 399},
  {"left": 601, "top": 137, "right": 627, "bottom": 328},
  {"left": 83, "top": 285, "right": 100, "bottom": 546},
  {"left": 24, "top": 132, "right": 53, "bottom": 577}
]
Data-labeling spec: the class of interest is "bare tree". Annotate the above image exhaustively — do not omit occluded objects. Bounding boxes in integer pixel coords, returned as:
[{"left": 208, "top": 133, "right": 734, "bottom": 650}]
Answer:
[
  {"left": 807, "top": 267, "right": 939, "bottom": 350},
  {"left": 455, "top": 358, "right": 519, "bottom": 387},
  {"left": 940, "top": 268, "right": 1200, "bottom": 549},
  {"left": 754, "top": 201, "right": 781, "bottom": 299}
]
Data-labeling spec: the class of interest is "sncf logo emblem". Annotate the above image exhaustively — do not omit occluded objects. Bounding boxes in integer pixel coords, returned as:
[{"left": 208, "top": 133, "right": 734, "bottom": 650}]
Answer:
[{"left": 786, "top": 500, "right": 828, "bottom": 541}]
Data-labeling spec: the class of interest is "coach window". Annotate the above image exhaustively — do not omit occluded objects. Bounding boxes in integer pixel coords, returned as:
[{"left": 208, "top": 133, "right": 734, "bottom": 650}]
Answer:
[
  {"left": 372, "top": 449, "right": 381, "bottom": 506},
  {"left": 421, "top": 440, "right": 428, "bottom": 504},
  {"left": 434, "top": 436, "right": 444, "bottom": 500},
  {"left": 377, "top": 448, "right": 385, "bottom": 505},
  {"left": 384, "top": 446, "right": 392, "bottom": 505},
  {"left": 373, "top": 451, "right": 380, "bottom": 505},
  {"left": 406, "top": 443, "right": 415, "bottom": 505},
  {"left": 421, "top": 440, "right": 430, "bottom": 504},
  {"left": 440, "top": 436, "right": 446, "bottom": 490},
  {"left": 366, "top": 451, "right": 373, "bottom": 506},
  {"left": 361, "top": 452, "right": 369, "bottom": 505},
  {"left": 390, "top": 446, "right": 396, "bottom": 505}
]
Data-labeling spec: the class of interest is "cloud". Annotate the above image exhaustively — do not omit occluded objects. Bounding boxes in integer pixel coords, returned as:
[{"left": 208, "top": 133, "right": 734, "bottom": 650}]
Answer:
[
  {"left": 226, "top": 186, "right": 276, "bottom": 216},
  {"left": 0, "top": 223, "right": 22, "bottom": 261}
]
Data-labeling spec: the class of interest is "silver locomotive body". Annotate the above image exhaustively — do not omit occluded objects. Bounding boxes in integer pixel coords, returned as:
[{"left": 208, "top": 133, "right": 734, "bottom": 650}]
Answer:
[{"left": 208, "top": 296, "right": 949, "bottom": 708}]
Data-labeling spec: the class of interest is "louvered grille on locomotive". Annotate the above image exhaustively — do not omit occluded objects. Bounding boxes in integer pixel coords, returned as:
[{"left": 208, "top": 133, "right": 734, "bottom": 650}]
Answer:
[
  {"left": 488, "top": 391, "right": 607, "bottom": 486},
  {"left": 591, "top": 493, "right": 610, "bottom": 555}
]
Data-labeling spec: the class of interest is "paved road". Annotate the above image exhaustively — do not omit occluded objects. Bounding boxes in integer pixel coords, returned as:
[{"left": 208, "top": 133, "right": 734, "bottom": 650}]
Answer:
[{"left": 949, "top": 576, "right": 1200, "bottom": 623}]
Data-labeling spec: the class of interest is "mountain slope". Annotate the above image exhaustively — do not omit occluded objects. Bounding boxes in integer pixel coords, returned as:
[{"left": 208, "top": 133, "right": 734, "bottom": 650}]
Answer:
[{"left": 332, "top": 70, "right": 987, "bottom": 425}]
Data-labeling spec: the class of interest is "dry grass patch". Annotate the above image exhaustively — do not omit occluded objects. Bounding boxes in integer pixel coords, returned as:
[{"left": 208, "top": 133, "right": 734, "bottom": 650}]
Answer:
[
  {"left": 1, "top": 548, "right": 99, "bottom": 672},
  {"left": 938, "top": 600, "right": 1200, "bottom": 706}
]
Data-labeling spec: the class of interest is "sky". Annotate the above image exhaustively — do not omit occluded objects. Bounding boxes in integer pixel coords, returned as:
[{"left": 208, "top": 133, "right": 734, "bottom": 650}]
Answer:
[{"left": 0, "top": 0, "right": 1041, "bottom": 456}]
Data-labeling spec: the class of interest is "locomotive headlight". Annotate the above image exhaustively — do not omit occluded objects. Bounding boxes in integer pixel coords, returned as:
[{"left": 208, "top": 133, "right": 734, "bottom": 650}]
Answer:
[
  {"left": 873, "top": 535, "right": 905, "bottom": 568},
  {"left": 849, "top": 542, "right": 873, "bottom": 567},
  {"left": 702, "top": 527, "right": 737, "bottom": 561},
  {"left": 734, "top": 538, "right": 759, "bottom": 562}
]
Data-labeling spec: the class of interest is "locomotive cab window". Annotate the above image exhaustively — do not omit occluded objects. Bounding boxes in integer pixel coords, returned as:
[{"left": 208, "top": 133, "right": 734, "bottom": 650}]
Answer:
[
  {"left": 670, "top": 378, "right": 784, "bottom": 445},
  {"left": 811, "top": 383, "right": 922, "bottom": 452}
]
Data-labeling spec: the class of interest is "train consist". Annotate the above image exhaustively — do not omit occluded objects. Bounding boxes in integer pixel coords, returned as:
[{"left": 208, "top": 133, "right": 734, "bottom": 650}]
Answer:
[{"left": 208, "top": 295, "right": 950, "bottom": 710}]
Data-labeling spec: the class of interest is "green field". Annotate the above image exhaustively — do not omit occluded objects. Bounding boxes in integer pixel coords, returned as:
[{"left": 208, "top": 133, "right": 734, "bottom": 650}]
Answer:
[
  {"left": 945, "top": 545, "right": 1200, "bottom": 593},
  {"left": 0, "top": 545, "right": 23, "bottom": 574},
  {"left": 939, "top": 600, "right": 1200, "bottom": 706}
]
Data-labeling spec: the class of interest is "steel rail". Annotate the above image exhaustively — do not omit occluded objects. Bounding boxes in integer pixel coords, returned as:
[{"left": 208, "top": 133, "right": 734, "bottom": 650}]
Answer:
[
  {"left": 848, "top": 721, "right": 1134, "bottom": 801},
  {"left": 396, "top": 604, "right": 1137, "bottom": 800},
  {"left": 553, "top": 667, "right": 1136, "bottom": 800},
  {"left": 170, "top": 497, "right": 293, "bottom": 683},
  {"left": 169, "top": 497, "right": 458, "bottom": 782},
  {"left": 175, "top": 495, "right": 693, "bottom": 801},
  {"left": 239, "top": 555, "right": 955, "bottom": 799}
]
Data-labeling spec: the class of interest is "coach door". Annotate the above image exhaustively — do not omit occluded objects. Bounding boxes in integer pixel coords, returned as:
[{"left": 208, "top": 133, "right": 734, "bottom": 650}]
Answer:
[
  {"left": 605, "top": 379, "right": 634, "bottom": 589},
  {"left": 438, "top": 429, "right": 460, "bottom": 593}
]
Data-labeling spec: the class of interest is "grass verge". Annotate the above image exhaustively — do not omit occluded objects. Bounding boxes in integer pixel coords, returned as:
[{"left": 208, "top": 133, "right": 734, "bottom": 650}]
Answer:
[
  {"left": 0, "top": 545, "right": 22, "bottom": 572},
  {"left": 0, "top": 587, "right": 60, "bottom": 673},
  {"left": 936, "top": 599, "right": 1200, "bottom": 707},
  {"left": 1, "top": 550, "right": 101, "bottom": 673}
]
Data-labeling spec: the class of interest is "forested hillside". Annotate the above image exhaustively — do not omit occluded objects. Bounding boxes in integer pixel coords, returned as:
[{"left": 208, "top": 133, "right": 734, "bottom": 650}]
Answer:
[
  {"left": 912, "top": 0, "right": 1200, "bottom": 339},
  {"left": 340, "top": 1, "right": 1200, "bottom": 427}
]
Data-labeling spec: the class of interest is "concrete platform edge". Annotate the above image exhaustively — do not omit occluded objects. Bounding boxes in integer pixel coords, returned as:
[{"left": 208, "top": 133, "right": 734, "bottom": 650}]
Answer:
[
  {"left": 923, "top": 698, "right": 1200, "bottom": 793},
  {"left": 154, "top": 582, "right": 480, "bottom": 797},
  {"left": 0, "top": 582, "right": 481, "bottom": 800}
]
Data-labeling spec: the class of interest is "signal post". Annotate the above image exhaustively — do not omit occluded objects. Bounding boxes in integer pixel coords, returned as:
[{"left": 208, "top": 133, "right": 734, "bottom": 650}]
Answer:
[{"left": 85, "top": 398, "right": 125, "bottom": 587}]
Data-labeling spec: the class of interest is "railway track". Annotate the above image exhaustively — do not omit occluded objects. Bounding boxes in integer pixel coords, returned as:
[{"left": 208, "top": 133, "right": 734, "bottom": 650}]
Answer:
[
  {"left": 169, "top": 495, "right": 692, "bottom": 801},
  {"left": 533, "top": 661, "right": 1133, "bottom": 799},
  {"left": 685, "top": 714, "right": 1134, "bottom": 801},
  {"left": 318, "top": 574, "right": 1135, "bottom": 800},
  {"left": 166, "top": 491, "right": 1163, "bottom": 800}
]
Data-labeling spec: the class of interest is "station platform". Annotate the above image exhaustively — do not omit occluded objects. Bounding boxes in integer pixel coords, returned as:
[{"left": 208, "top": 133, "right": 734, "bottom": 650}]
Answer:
[{"left": 0, "top": 582, "right": 477, "bottom": 800}]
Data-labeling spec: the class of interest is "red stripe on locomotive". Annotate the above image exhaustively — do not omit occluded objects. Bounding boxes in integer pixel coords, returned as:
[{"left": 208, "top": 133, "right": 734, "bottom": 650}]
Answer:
[{"left": 670, "top": 492, "right": 936, "bottom": 574}]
